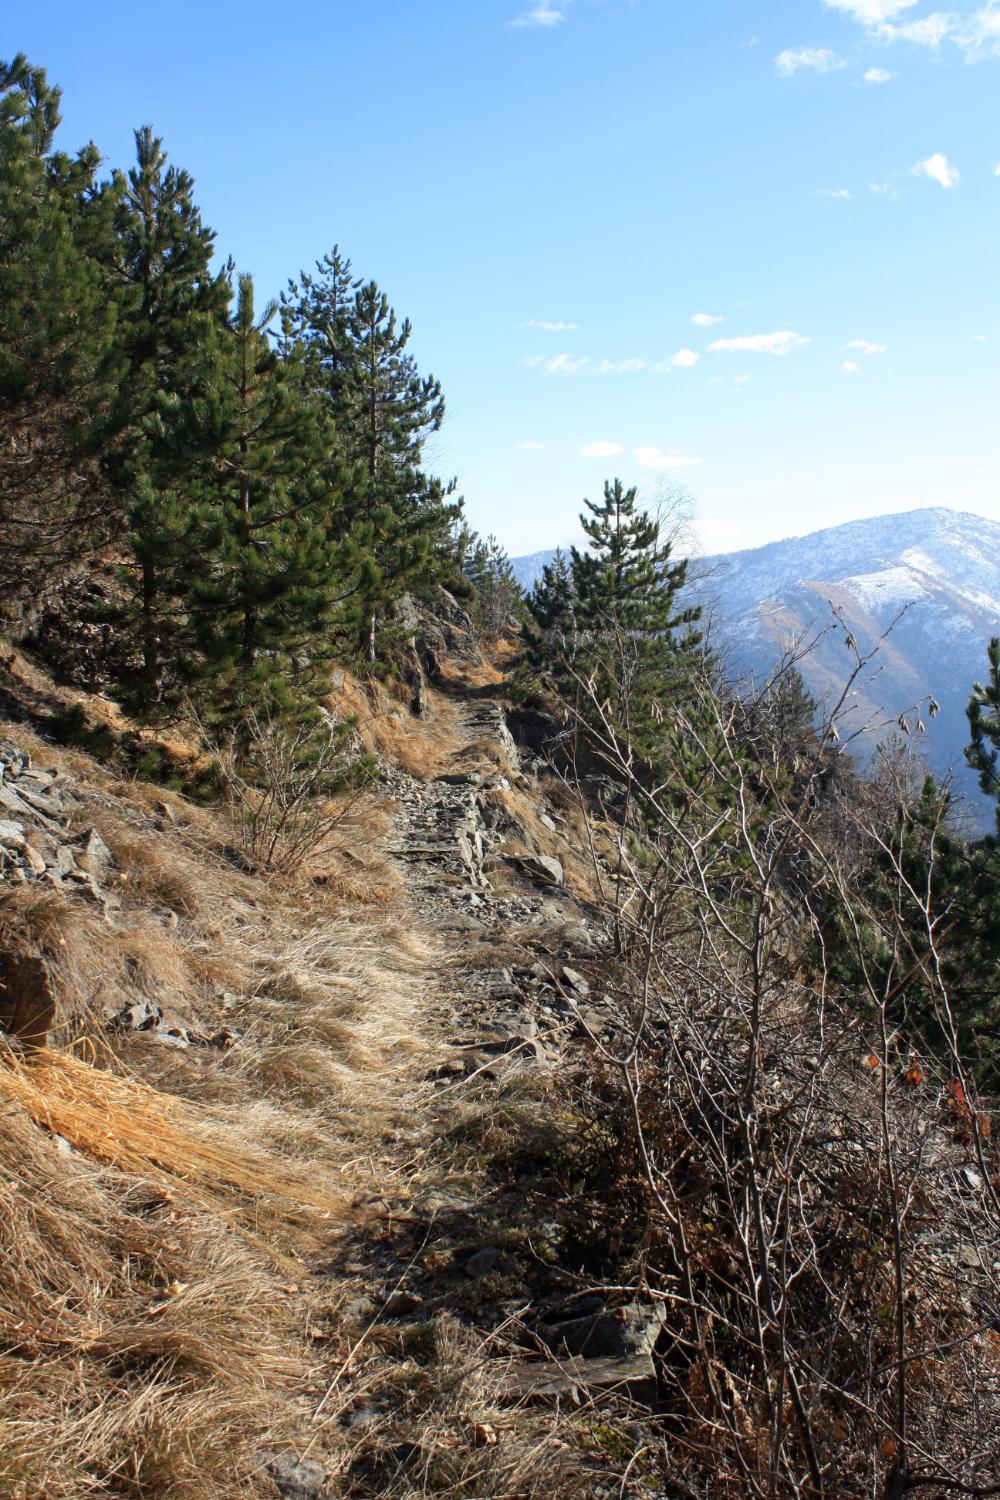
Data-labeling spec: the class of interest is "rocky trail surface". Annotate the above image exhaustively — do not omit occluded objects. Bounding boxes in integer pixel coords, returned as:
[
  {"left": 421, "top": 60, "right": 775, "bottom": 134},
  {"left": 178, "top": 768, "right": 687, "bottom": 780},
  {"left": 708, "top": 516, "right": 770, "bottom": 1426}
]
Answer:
[{"left": 279, "top": 685, "right": 668, "bottom": 1499}]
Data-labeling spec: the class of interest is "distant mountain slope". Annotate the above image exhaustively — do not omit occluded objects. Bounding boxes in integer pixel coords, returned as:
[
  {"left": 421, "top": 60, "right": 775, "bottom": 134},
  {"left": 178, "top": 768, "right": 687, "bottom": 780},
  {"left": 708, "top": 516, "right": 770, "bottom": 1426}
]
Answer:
[
  {"left": 512, "top": 508, "right": 1000, "bottom": 823},
  {"left": 511, "top": 549, "right": 560, "bottom": 591}
]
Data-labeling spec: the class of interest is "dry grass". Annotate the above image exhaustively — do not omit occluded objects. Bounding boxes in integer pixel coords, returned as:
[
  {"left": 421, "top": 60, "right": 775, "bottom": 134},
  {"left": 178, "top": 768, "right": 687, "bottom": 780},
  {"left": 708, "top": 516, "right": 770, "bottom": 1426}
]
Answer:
[
  {"left": 0, "top": 1093, "right": 308, "bottom": 1499},
  {"left": 0, "top": 643, "right": 632, "bottom": 1498},
  {"left": 332, "top": 673, "right": 468, "bottom": 781},
  {"left": 0, "top": 655, "right": 457, "bottom": 1495}
]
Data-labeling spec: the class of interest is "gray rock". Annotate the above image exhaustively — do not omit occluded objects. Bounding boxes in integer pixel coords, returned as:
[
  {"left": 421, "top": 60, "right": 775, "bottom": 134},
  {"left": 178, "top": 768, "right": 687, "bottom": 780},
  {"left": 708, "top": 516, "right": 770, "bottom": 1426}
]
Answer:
[
  {"left": 437, "top": 771, "right": 483, "bottom": 787},
  {"left": 72, "top": 828, "right": 113, "bottom": 877},
  {"left": 538, "top": 812, "right": 557, "bottom": 832},
  {"left": 0, "top": 818, "right": 25, "bottom": 847},
  {"left": 465, "top": 1245, "right": 505, "bottom": 1278},
  {"left": 564, "top": 923, "right": 597, "bottom": 954},
  {"left": 539, "top": 1302, "right": 666, "bottom": 1360},
  {"left": 561, "top": 966, "right": 590, "bottom": 995},
  {"left": 256, "top": 1451, "right": 328, "bottom": 1500},
  {"left": 513, "top": 854, "right": 564, "bottom": 887}
]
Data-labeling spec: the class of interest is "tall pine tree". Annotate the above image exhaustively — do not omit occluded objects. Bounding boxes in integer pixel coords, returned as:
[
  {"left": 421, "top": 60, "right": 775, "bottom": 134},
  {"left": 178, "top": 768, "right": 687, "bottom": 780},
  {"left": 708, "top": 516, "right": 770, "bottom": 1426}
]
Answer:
[
  {"left": 551, "top": 479, "right": 701, "bottom": 749},
  {"left": 104, "top": 125, "right": 230, "bottom": 704},
  {"left": 0, "top": 55, "right": 118, "bottom": 603},
  {"left": 188, "top": 273, "right": 358, "bottom": 714}
]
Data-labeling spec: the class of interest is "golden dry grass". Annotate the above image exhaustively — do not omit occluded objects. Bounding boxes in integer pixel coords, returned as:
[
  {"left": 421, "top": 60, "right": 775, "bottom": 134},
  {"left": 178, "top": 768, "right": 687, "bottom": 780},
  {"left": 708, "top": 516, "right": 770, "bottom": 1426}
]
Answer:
[
  {"left": 0, "top": 642, "right": 622, "bottom": 1498},
  {"left": 332, "top": 673, "right": 468, "bottom": 781}
]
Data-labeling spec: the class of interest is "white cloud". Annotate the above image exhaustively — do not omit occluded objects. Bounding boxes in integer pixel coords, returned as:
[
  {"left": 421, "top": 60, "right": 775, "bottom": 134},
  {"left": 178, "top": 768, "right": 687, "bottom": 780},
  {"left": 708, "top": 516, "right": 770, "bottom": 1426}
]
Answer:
[
  {"left": 708, "top": 330, "right": 810, "bottom": 356},
  {"left": 841, "top": 360, "right": 860, "bottom": 373},
  {"left": 823, "top": 0, "right": 917, "bottom": 19},
  {"left": 913, "top": 152, "right": 961, "bottom": 188},
  {"left": 523, "top": 318, "right": 578, "bottom": 331},
  {"left": 864, "top": 66, "right": 896, "bottom": 81},
  {"left": 519, "top": 441, "right": 545, "bottom": 450},
  {"left": 595, "top": 357, "right": 648, "bottom": 373},
  {"left": 510, "top": 2, "right": 568, "bottom": 26},
  {"left": 828, "top": 1, "right": 1000, "bottom": 57},
  {"left": 670, "top": 348, "right": 700, "bottom": 368},
  {"left": 995, "top": 161, "right": 1000, "bottom": 175},
  {"left": 691, "top": 312, "right": 723, "bottom": 327},
  {"left": 880, "top": 13, "right": 954, "bottom": 47},
  {"left": 775, "top": 47, "right": 845, "bottom": 75},
  {"left": 848, "top": 338, "right": 887, "bottom": 354},
  {"left": 526, "top": 351, "right": 589, "bottom": 373},
  {"left": 579, "top": 440, "right": 624, "bottom": 458},
  {"left": 815, "top": 187, "right": 853, "bottom": 198},
  {"left": 869, "top": 180, "right": 897, "bottom": 196},
  {"left": 634, "top": 447, "right": 703, "bottom": 470}
]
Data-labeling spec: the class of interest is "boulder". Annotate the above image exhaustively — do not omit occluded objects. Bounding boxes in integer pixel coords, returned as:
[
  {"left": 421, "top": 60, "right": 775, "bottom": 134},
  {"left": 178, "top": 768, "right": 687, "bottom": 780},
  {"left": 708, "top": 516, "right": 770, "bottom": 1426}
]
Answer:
[
  {"left": 0, "top": 952, "right": 56, "bottom": 1048},
  {"left": 538, "top": 1302, "right": 667, "bottom": 1360},
  {"left": 255, "top": 1451, "right": 328, "bottom": 1500},
  {"left": 512, "top": 854, "right": 564, "bottom": 888}
]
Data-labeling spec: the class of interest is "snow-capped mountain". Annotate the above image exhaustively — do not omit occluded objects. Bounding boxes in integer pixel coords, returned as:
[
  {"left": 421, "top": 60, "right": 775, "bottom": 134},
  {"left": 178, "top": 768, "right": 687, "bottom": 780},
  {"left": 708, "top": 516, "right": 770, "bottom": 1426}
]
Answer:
[{"left": 512, "top": 508, "right": 1000, "bottom": 822}]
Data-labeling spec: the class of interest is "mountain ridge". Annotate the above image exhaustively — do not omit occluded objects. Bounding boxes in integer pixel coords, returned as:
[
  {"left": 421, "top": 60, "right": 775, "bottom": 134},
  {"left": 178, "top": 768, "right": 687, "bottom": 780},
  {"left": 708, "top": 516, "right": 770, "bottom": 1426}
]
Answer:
[{"left": 512, "top": 507, "right": 1000, "bottom": 823}]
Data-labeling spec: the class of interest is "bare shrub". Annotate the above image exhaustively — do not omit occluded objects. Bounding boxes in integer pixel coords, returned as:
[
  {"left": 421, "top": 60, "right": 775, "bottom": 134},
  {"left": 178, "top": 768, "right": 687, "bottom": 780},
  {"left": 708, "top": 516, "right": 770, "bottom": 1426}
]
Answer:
[
  {"left": 205, "top": 707, "right": 377, "bottom": 875},
  {"left": 551, "top": 625, "right": 1000, "bottom": 1498}
]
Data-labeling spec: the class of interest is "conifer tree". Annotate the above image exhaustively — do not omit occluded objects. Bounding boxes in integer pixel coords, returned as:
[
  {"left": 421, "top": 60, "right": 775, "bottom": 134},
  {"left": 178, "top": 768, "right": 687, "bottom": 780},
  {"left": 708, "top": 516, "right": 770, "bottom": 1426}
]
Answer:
[
  {"left": 460, "top": 529, "right": 523, "bottom": 638},
  {"left": 104, "top": 126, "right": 230, "bottom": 704},
  {"left": 283, "top": 259, "right": 458, "bottom": 665},
  {"left": 0, "top": 55, "right": 118, "bottom": 599},
  {"left": 966, "top": 637, "right": 1000, "bottom": 838},
  {"left": 568, "top": 479, "right": 701, "bottom": 746},
  {"left": 348, "top": 279, "right": 457, "bottom": 663},
  {"left": 188, "top": 273, "right": 357, "bottom": 712},
  {"left": 280, "top": 245, "right": 360, "bottom": 413},
  {"left": 525, "top": 548, "right": 578, "bottom": 668}
]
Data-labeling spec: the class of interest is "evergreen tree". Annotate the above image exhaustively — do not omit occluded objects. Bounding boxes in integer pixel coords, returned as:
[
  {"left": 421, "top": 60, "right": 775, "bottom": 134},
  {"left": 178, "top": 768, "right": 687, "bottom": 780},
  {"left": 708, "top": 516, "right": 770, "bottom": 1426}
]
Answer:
[
  {"left": 0, "top": 55, "right": 118, "bottom": 600},
  {"left": 104, "top": 125, "right": 230, "bottom": 704},
  {"left": 966, "top": 636, "right": 1000, "bottom": 838},
  {"left": 460, "top": 529, "right": 523, "bottom": 638},
  {"left": 568, "top": 479, "right": 701, "bottom": 747},
  {"left": 347, "top": 279, "right": 458, "bottom": 663},
  {"left": 280, "top": 245, "right": 360, "bottom": 413},
  {"left": 525, "top": 548, "right": 578, "bottom": 669},
  {"left": 283, "top": 259, "right": 459, "bottom": 666},
  {"left": 188, "top": 273, "right": 358, "bottom": 713}
]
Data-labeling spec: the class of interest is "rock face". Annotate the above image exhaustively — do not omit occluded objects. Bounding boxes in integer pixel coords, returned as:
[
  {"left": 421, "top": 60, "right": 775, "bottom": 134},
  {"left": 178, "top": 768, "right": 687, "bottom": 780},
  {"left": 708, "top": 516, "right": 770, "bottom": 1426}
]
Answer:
[
  {"left": 394, "top": 589, "right": 482, "bottom": 714},
  {"left": 0, "top": 951, "right": 55, "bottom": 1048},
  {"left": 0, "top": 741, "right": 115, "bottom": 908}
]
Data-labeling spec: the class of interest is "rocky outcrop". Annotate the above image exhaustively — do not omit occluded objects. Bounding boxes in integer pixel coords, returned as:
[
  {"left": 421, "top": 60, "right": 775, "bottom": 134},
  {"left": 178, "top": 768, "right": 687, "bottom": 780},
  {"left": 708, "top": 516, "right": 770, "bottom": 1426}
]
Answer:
[
  {"left": 393, "top": 589, "right": 481, "bottom": 714},
  {"left": 0, "top": 742, "right": 116, "bottom": 908},
  {"left": 0, "top": 951, "right": 55, "bottom": 1048}
]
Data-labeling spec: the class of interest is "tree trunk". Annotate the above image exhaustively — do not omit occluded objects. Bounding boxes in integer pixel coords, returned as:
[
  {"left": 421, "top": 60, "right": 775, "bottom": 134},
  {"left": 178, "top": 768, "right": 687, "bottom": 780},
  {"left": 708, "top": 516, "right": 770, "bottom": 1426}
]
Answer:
[{"left": 142, "top": 561, "right": 160, "bottom": 703}]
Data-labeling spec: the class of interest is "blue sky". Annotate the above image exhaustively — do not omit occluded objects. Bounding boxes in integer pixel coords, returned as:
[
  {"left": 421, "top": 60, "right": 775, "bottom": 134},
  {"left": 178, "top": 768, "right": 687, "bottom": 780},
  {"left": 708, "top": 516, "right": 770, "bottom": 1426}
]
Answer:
[{"left": 11, "top": 0, "right": 1000, "bottom": 556}]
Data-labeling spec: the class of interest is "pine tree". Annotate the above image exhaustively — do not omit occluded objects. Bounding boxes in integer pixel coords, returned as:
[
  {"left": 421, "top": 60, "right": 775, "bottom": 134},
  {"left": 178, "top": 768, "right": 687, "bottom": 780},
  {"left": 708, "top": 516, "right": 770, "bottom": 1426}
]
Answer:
[
  {"left": 461, "top": 530, "right": 523, "bottom": 638},
  {"left": 0, "top": 55, "right": 118, "bottom": 600},
  {"left": 966, "top": 637, "right": 1000, "bottom": 838},
  {"left": 188, "top": 273, "right": 357, "bottom": 713},
  {"left": 104, "top": 125, "right": 230, "bottom": 705},
  {"left": 568, "top": 479, "right": 701, "bottom": 746},
  {"left": 283, "top": 261, "right": 459, "bottom": 666},
  {"left": 525, "top": 548, "right": 578, "bottom": 669},
  {"left": 280, "top": 245, "right": 360, "bottom": 414}
]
